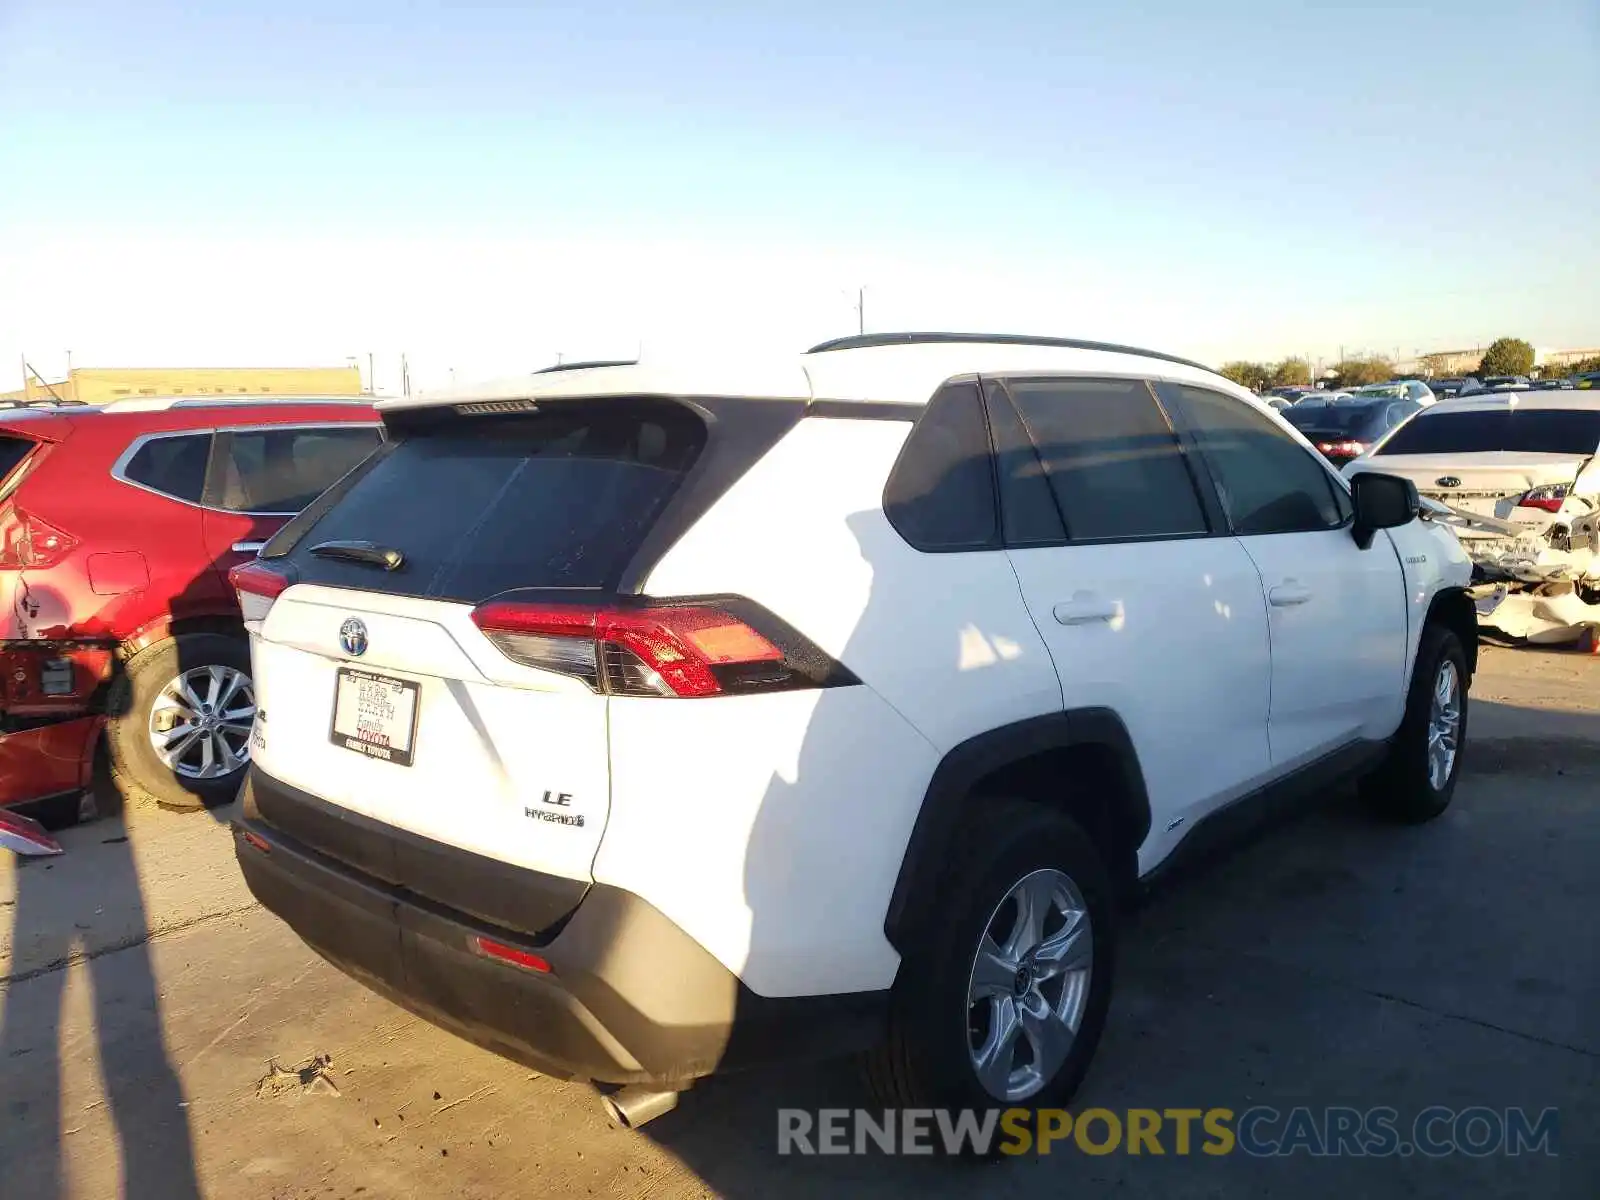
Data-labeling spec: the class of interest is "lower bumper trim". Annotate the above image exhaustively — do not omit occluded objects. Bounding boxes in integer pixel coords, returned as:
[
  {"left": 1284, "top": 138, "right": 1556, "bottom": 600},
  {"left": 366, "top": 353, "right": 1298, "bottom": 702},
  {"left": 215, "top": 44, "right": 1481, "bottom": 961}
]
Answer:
[{"left": 235, "top": 778, "right": 888, "bottom": 1086}]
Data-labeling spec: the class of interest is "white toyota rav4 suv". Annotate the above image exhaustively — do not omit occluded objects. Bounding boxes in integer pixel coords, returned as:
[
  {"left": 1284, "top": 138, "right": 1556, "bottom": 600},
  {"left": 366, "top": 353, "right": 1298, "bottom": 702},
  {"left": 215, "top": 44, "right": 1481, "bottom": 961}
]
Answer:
[{"left": 230, "top": 333, "right": 1476, "bottom": 1134}]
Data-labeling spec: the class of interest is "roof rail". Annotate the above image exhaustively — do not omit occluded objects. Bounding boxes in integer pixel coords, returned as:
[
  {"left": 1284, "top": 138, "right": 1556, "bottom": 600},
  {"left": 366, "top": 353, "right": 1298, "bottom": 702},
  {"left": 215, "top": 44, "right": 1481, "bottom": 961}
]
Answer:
[
  {"left": 534, "top": 359, "right": 638, "bottom": 374},
  {"left": 804, "top": 331, "right": 1215, "bottom": 375},
  {"left": 97, "top": 394, "right": 372, "bottom": 413}
]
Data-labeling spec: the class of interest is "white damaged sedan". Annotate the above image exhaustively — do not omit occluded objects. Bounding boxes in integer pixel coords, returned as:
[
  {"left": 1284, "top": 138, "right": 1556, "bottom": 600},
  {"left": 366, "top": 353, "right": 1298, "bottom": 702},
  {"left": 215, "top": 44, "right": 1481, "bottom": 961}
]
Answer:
[{"left": 1345, "top": 388, "right": 1600, "bottom": 646}]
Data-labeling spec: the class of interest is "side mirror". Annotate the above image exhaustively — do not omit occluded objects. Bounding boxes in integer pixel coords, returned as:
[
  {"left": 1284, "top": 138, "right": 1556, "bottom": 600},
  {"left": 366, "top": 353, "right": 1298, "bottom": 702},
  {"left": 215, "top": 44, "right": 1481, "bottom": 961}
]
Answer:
[{"left": 1350, "top": 472, "right": 1419, "bottom": 549}]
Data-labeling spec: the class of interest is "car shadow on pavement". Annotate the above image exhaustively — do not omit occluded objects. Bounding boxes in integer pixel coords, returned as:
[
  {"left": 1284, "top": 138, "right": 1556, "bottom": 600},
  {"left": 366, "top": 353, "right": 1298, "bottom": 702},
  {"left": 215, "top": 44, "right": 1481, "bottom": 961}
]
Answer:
[
  {"left": 628, "top": 683, "right": 1598, "bottom": 1198},
  {"left": 0, "top": 814, "right": 203, "bottom": 1198}
]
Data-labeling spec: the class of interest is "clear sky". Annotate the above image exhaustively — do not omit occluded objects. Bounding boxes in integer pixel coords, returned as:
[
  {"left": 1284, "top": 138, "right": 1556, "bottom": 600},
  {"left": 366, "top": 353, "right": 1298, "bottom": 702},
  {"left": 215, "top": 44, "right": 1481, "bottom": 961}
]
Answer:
[{"left": 2, "top": 0, "right": 1596, "bottom": 392}]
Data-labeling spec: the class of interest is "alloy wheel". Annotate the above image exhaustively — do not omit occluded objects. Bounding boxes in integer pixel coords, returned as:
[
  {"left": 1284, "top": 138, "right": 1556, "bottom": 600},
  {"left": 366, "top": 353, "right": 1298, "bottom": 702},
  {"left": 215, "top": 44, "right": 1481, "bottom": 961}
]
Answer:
[
  {"left": 1427, "top": 658, "right": 1462, "bottom": 790},
  {"left": 966, "top": 867, "right": 1093, "bottom": 1102},
  {"left": 147, "top": 664, "right": 256, "bottom": 780}
]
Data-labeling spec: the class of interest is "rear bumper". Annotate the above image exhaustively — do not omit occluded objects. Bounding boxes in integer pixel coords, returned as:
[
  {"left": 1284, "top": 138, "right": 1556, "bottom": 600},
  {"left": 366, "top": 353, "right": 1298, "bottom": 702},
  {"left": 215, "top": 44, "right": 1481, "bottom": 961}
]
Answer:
[
  {"left": 0, "top": 714, "right": 101, "bottom": 809},
  {"left": 235, "top": 768, "right": 887, "bottom": 1086}
]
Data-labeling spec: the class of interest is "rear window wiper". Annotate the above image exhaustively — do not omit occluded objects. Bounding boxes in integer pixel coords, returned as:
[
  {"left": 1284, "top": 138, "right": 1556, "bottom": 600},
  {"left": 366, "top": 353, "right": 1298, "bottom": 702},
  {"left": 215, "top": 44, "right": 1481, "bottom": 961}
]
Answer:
[{"left": 308, "top": 539, "right": 405, "bottom": 571}]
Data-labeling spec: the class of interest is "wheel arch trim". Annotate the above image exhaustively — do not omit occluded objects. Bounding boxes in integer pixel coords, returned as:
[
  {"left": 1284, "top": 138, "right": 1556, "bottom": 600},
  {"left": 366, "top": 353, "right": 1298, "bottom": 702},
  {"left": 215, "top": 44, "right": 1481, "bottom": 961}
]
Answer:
[
  {"left": 1423, "top": 585, "right": 1478, "bottom": 676},
  {"left": 883, "top": 708, "right": 1152, "bottom": 951}
]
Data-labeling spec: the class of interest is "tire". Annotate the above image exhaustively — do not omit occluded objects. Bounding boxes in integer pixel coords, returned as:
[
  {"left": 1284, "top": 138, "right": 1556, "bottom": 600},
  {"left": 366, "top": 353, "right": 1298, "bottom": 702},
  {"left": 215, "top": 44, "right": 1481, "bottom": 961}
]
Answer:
[
  {"left": 863, "top": 800, "right": 1116, "bottom": 1154},
  {"left": 104, "top": 632, "right": 255, "bottom": 813},
  {"left": 1361, "top": 623, "right": 1469, "bottom": 823}
]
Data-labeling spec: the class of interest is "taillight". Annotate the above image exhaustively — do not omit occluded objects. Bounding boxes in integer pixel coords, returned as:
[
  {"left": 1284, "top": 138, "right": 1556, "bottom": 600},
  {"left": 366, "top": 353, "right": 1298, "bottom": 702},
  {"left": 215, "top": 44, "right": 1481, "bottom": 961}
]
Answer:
[
  {"left": 0, "top": 508, "right": 78, "bottom": 569},
  {"left": 469, "top": 598, "right": 851, "bottom": 698},
  {"left": 1517, "top": 484, "right": 1569, "bottom": 513},
  {"left": 229, "top": 561, "right": 291, "bottom": 623},
  {"left": 1317, "top": 440, "right": 1367, "bottom": 458}
]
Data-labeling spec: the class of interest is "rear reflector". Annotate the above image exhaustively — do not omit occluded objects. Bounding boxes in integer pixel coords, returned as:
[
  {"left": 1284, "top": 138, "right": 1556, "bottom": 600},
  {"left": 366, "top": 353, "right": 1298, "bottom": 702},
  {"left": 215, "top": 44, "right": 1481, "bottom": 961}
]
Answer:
[
  {"left": 229, "top": 561, "right": 291, "bottom": 623},
  {"left": 472, "top": 936, "right": 551, "bottom": 973},
  {"left": 240, "top": 829, "right": 271, "bottom": 854},
  {"left": 470, "top": 598, "right": 843, "bottom": 698}
]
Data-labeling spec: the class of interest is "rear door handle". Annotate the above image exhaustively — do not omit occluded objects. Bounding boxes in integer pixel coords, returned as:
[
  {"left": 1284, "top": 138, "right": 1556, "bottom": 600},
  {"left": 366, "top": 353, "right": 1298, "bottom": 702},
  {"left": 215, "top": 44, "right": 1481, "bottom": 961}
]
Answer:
[
  {"left": 1053, "top": 593, "right": 1121, "bottom": 626},
  {"left": 1268, "top": 582, "right": 1313, "bottom": 607},
  {"left": 231, "top": 541, "right": 266, "bottom": 554}
]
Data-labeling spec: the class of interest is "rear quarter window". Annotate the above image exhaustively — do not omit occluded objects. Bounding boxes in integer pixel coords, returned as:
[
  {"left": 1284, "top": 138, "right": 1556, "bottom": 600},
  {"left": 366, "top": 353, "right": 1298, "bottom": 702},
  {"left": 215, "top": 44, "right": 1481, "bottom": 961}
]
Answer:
[
  {"left": 121, "top": 433, "right": 213, "bottom": 503},
  {"left": 0, "top": 436, "right": 34, "bottom": 481},
  {"left": 882, "top": 382, "right": 999, "bottom": 552}
]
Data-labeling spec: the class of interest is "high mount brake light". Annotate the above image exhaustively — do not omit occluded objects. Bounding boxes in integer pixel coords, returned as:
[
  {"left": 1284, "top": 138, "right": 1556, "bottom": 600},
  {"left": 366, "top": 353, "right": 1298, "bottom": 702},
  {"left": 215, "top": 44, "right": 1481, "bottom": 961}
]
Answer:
[{"left": 470, "top": 600, "right": 817, "bottom": 698}]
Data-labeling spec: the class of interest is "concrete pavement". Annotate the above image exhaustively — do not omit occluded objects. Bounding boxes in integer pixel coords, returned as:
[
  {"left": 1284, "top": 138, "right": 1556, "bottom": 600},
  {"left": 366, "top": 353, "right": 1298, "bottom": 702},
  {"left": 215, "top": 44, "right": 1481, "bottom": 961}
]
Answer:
[{"left": 1, "top": 645, "right": 1596, "bottom": 1198}]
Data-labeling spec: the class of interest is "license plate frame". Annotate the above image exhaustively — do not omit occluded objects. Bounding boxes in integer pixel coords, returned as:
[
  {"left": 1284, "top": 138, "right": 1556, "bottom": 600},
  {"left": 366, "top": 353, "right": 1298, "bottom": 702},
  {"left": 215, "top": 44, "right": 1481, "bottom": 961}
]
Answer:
[{"left": 329, "top": 667, "right": 421, "bottom": 767}]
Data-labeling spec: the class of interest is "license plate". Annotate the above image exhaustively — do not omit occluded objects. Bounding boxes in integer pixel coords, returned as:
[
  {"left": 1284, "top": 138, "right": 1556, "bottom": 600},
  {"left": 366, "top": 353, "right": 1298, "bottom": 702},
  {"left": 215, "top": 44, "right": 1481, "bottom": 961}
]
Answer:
[{"left": 330, "top": 668, "right": 420, "bottom": 767}]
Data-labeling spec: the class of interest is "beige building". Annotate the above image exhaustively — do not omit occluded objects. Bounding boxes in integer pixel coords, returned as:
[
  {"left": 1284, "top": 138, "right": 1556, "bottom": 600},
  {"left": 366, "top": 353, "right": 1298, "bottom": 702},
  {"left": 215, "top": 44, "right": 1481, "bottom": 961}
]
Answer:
[
  {"left": 3, "top": 365, "right": 364, "bottom": 405},
  {"left": 1539, "top": 347, "right": 1600, "bottom": 370},
  {"left": 1397, "top": 347, "right": 1600, "bottom": 379},
  {"left": 1411, "top": 349, "right": 1486, "bottom": 377}
]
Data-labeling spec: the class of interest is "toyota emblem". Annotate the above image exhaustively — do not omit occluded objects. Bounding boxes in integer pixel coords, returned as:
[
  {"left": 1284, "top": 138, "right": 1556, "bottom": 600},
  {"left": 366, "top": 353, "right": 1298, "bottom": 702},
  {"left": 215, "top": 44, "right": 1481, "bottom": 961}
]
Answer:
[
  {"left": 339, "top": 617, "right": 369, "bottom": 657},
  {"left": 1435, "top": 476, "right": 1462, "bottom": 488}
]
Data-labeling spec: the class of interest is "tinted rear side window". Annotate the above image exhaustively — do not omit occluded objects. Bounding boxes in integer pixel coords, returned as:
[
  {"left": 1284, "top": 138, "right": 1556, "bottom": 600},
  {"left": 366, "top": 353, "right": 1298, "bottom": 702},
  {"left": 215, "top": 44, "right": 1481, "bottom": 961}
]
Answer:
[
  {"left": 122, "top": 433, "right": 212, "bottom": 502},
  {"left": 276, "top": 402, "right": 706, "bottom": 601},
  {"left": 1003, "top": 377, "right": 1207, "bottom": 541},
  {"left": 982, "top": 379, "right": 1065, "bottom": 545},
  {"left": 216, "top": 426, "right": 382, "bottom": 513},
  {"left": 883, "top": 382, "right": 998, "bottom": 552},
  {"left": 1377, "top": 409, "right": 1600, "bottom": 456},
  {"left": 1165, "top": 385, "right": 1345, "bottom": 535}
]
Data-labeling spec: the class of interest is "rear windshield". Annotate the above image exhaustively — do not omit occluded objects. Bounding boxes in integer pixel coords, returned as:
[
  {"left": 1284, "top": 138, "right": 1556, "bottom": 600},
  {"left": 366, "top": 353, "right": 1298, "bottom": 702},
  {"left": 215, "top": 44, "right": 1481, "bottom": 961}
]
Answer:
[
  {"left": 1284, "top": 404, "right": 1383, "bottom": 434},
  {"left": 1376, "top": 409, "right": 1600, "bottom": 457},
  {"left": 271, "top": 401, "right": 707, "bottom": 601},
  {"left": 0, "top": 435, "right": 35, "bottom": 482}
]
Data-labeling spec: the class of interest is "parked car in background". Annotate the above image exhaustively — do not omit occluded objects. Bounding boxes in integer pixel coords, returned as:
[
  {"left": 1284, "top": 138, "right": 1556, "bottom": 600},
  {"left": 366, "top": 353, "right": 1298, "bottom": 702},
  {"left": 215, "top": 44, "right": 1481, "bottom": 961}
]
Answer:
[
  {"left": 1345, "top": 388, "right": 1600, "bottom": 646},
  {"left": 1283, "top": 397, "right": 1422, "bottom": 466},
  {"left": 1428, "top": 378, "right": 1469, "bottom": 400},
  {"left": 1268, "top": 386, "right": 1318, "bottom": 403},
  {"left": 1575, "top": 373, "right": 1600, "bottom": 391},
  {"left": 1466, "top": 375, "right": 1531, "bottom": 393},
  {"left": 230, "top": 334, "right": 1475, "bottom": 1136},
  {"left": 1265, "top": 396, "right": 1296, "bottom": 411},
  {"left": 1531, "top": 378, "right": 1575, "bottom": 390},
  {"left": 0, "top": 396, "right": 381, "bottom": 819},
  {"left": 1294, "top": 390, "right": 1353, "bottom": 404},
  {"left": 1349, "top": 381, "right": 1437, "bottom": 407}
]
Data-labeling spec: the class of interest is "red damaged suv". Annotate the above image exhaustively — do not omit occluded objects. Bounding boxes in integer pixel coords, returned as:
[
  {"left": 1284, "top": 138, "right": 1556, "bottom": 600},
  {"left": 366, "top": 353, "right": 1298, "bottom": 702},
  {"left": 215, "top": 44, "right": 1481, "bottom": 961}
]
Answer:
[{"left": 0, "top": 396, "right": 381, "bottom": 817}]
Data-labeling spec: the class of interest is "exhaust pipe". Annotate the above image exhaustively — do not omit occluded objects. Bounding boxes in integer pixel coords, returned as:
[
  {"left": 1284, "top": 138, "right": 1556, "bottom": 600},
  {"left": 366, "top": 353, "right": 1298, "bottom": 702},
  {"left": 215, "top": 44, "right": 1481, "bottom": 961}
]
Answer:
[{"left": 601, "top": 1085, "right": 680, "bottom": 1130}]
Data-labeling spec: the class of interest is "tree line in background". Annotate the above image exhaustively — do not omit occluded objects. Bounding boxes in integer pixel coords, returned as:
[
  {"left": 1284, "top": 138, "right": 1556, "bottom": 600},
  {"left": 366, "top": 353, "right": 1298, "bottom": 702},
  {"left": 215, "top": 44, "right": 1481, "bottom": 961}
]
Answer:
[{"left": 1220, "top": 337, "right": 1600, "bottom": 393}]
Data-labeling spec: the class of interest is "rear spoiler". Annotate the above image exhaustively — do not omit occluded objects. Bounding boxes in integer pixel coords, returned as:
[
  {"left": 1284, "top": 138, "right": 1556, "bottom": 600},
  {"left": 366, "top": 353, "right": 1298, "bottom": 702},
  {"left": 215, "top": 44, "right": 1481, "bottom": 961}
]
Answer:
[{"left": 0, "top": 411, "right": 77, "bottom": 443}]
